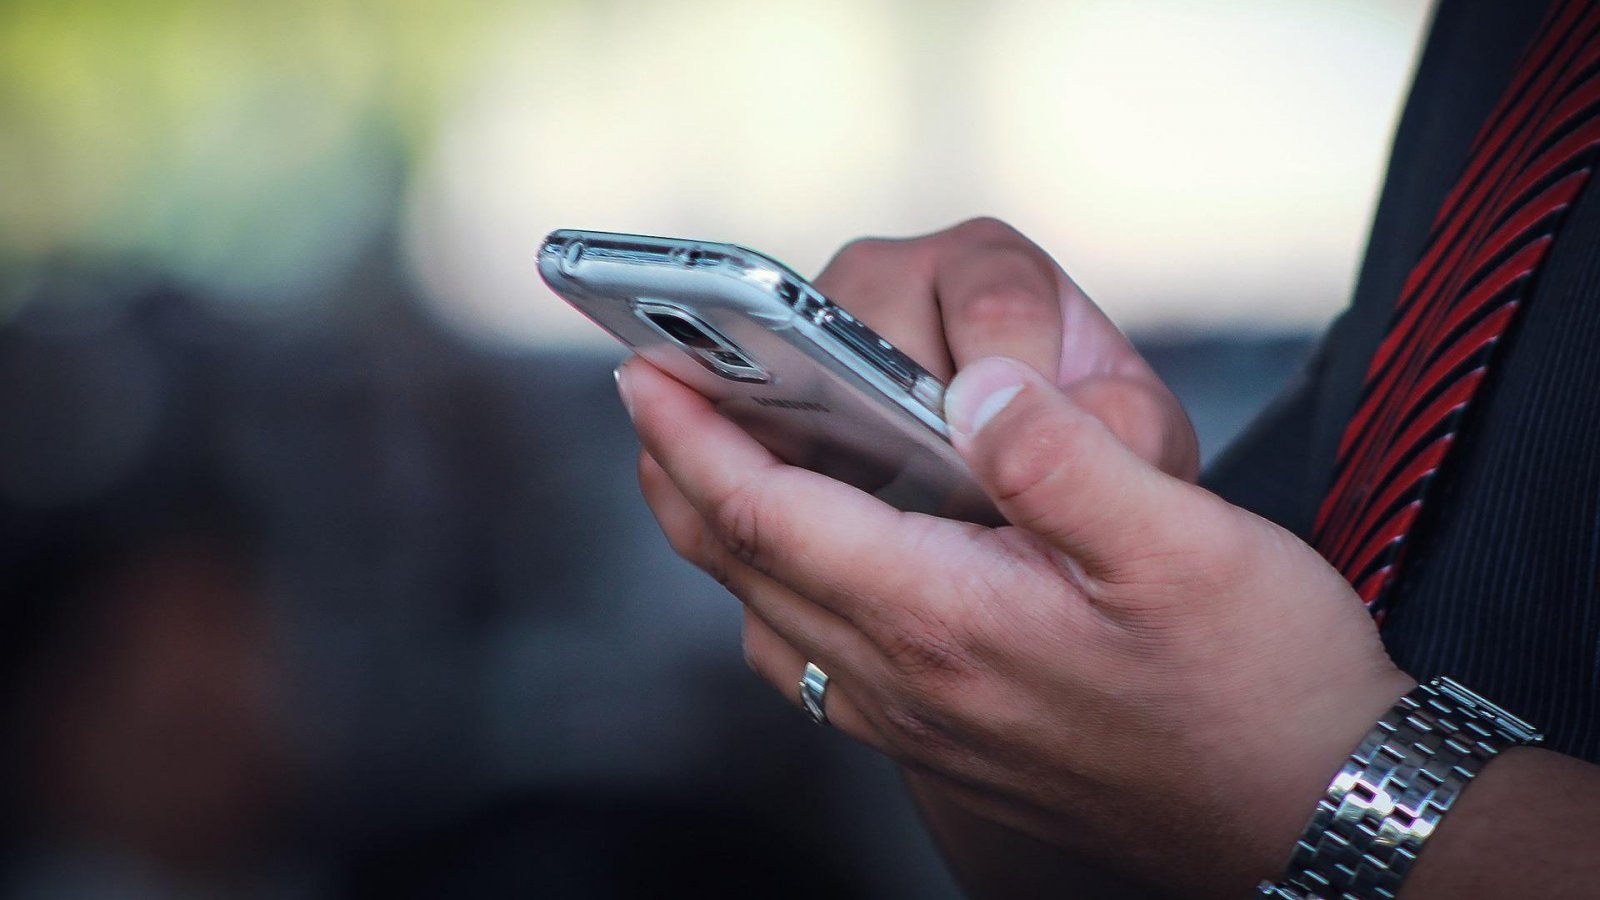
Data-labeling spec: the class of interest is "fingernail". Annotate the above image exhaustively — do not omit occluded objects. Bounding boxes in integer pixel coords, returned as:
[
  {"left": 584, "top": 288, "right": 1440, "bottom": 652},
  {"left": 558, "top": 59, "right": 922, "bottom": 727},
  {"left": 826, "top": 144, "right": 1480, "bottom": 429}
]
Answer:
[
  {"left": 945, "top": 357, "right": 1029, "bottom": 435},
  {"left": 614, "top": 361, "right": 635, "bottom": 418}
]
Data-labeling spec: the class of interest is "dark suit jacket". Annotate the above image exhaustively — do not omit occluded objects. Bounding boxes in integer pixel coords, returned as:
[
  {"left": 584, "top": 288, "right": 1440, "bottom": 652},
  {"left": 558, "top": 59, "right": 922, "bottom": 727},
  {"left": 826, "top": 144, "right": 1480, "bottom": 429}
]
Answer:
[{"left": 1204, "top": 0, "right": 1600, "bottom": 762}]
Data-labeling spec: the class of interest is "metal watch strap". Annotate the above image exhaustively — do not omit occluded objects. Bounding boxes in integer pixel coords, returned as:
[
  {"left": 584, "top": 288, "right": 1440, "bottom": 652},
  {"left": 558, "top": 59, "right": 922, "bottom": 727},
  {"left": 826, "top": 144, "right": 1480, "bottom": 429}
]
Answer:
[{"left": 1259, "top": 676, "right": 1542, "bottom": 900}]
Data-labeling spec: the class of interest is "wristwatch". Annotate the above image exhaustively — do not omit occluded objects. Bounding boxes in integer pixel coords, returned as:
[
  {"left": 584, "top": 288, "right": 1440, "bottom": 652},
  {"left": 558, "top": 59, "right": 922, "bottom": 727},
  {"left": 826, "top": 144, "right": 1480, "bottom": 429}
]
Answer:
[{"left": 1258, "top": 676, "right": 1542, "bottom": 900}]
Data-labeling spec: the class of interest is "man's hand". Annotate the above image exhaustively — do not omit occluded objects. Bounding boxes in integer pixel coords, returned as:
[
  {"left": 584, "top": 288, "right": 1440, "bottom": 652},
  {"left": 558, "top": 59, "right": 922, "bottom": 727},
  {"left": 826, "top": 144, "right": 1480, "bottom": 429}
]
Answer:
[
  {"left": 806, "top": 217, "right": 1198, "bottom": 481},
  {"left": 617, "top": 220, "right": 1414, "bottom": 896}
]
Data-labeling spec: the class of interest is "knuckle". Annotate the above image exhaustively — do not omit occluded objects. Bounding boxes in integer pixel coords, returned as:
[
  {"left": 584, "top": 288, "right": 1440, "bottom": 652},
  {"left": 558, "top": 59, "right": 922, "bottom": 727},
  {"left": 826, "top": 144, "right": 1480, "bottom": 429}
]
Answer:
[
  {"left": 664, "top": 509, "right": 735, "bottom": 588},
  {"left": 986, "top": 411, "right": 1097, "bottom": 512},
  {"left": 827, "top": 237, "right": 898, "bottom": 273},
  {"left": 699, "top": 540, "right": 735, "bottom": 589},
  {"left": 879, "top": 696, "right": 962, "bottom": 758},
  {"left": 1191, "top": 513, "right": 1263, "bottom": 589},
  {"left": 867, "top": 602, "right": 995, "bottom": 760},
  {"left": 948, "top": 216, "right": 1020, "bottom": 245},
  {"left": 709, "top": 483, "right": 769, "bottom": 571},
  {"left": 957, "top": 281, "right": 1056, "bottom": 333},
  {"left": 877, "top": 607, "right": 979, "bottom": 685}
]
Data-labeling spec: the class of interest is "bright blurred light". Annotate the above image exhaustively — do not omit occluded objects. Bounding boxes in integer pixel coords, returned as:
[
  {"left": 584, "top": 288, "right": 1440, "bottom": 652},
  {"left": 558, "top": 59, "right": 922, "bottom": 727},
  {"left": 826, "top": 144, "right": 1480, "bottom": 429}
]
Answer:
[
  {"left": 0, "top": 0, "right": 407, "bottom": 313},
  {"left": 406, "top": 0, "right": 1431, "bottom": 348},
  {"left": 405, "top": 0, "right": 915, "bottom": 346},
  {"left": 978, "top": 0, "right": 1430, "bottom": 327},
  {"left": 0, "top": 0, "right": 1432, "bottom": 341}
]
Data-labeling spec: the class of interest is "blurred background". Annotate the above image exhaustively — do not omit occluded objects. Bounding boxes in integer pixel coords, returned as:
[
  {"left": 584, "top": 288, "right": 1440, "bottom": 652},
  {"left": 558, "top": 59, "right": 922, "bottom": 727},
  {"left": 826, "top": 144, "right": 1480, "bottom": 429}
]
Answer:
[{"left": 0, "top": 0, "right": 1430, "bottom": 897}]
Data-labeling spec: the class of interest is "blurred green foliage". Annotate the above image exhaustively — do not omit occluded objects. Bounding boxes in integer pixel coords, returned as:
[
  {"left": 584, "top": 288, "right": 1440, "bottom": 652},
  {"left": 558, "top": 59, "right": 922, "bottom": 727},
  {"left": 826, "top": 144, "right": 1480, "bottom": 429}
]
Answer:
[{"left": 0, "top": 0, "right": 522, "bottom": 310}]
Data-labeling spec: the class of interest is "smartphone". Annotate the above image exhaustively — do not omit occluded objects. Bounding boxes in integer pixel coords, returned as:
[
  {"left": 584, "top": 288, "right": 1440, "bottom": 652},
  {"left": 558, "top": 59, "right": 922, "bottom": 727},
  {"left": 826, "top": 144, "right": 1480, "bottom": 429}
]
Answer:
[{"left": 537, "top": 229, "right": 998, "bottom": 523}]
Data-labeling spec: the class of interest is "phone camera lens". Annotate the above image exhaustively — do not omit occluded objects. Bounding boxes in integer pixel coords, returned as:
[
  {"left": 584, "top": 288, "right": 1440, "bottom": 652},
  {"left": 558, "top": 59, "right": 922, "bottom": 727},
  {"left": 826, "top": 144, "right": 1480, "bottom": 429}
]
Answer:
[
  {"left": 646, "top": 312, "right": 718, "bottom": 350},
  {"left": 636, "top": 305, "right": 768, "bottom": 383}
]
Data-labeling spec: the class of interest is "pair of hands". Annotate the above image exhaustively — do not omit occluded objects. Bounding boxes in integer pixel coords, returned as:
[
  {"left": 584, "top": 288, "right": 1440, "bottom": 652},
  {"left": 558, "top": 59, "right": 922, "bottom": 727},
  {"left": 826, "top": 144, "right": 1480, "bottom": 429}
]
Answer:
[{"left": 616, "top": 218, "right": 1414, "bottom": 897}]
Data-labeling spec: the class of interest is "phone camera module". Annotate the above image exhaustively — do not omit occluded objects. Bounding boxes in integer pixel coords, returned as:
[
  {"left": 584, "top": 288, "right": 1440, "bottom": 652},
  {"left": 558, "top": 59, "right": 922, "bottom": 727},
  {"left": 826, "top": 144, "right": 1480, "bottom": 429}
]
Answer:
[
  {"left": 635, "top": 305, "right": 769, "bottom": 383},
  {"left": 647, "top": 312, "right": 719, "bottom": 350}
]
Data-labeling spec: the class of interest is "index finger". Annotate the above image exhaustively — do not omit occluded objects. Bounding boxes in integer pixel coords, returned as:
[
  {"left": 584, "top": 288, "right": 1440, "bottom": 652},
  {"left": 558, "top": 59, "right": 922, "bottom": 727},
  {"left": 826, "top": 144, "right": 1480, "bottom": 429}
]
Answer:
[
  {"left": 927, "top": 218, "right": 1065, "bottom": 379},
  {"left": 812, "top": 221, "right": 1067, "bottom": 384},
  {"left": 812, "top": 237, "right": 956, "bottom": 379},
  {"left": 618, "top": 357, "right": 962, "bottom": 627}
]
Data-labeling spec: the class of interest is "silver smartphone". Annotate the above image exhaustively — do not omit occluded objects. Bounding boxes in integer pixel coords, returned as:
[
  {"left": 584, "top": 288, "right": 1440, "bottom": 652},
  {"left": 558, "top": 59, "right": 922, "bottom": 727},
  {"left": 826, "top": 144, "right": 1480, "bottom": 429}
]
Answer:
[{"left": 538, "top": 229, "right": 998, "bottom": 523}]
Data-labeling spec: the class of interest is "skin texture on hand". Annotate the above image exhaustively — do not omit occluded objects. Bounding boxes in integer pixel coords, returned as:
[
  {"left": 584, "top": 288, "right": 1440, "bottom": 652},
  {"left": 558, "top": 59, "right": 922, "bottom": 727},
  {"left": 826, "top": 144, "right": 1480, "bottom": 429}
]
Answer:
[
  {"left": 617, "top": 219, "right": 1414, "bottom": 897},
  {"left": 807, "top": 218, "right": 1198, "bottom": 483}
]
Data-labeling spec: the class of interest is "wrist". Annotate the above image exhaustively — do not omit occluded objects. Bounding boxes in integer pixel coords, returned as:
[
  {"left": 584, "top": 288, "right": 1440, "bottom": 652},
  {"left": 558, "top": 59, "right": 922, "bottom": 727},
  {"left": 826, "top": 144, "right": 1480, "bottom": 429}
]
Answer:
[
  {"left": 1259, "top": 676, "right": 1544, "bottom": 899},
  {"left": 1250, "top": 667, "right": 1418, "bottom": 883}
]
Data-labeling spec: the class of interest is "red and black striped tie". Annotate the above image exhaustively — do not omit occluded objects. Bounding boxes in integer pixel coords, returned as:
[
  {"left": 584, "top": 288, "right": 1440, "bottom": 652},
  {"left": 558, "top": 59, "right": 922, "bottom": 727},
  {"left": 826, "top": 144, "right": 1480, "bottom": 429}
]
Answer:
[{"left": 1313, "top": 0, "right": 1600, "bottom": 619}]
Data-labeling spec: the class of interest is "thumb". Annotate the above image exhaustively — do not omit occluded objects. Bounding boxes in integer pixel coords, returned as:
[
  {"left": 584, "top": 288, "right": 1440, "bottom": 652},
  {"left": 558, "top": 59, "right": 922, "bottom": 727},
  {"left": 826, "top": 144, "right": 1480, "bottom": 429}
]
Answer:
[{"left": 945, "top": 356, "right": 1188, "bottom": 575}]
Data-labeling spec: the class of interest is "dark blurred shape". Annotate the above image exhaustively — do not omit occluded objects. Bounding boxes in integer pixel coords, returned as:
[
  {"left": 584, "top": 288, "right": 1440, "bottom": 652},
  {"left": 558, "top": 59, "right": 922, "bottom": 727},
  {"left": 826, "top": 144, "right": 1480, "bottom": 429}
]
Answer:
[
  {"left": 347, "top": 791, "right": 867, "bottom": 900},
  {"left": 19, "top": 533, "right": 289, "bottom": 873},
  {"left": 0, "top": 263, "right": 956, "bottom": 898},
  {"left": 0, "top": 266, "right": 293, "bottom": 896},
  {"left": 0, "top": 262, "right": 1313, "bottom": 898}
]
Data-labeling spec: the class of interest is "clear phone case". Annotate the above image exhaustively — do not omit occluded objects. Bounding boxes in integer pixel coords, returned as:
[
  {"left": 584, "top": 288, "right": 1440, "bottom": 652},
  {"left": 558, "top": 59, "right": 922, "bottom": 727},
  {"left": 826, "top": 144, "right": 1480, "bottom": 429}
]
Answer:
[{"left": 537, "top": 229, "right": 997, "bottom": 523}]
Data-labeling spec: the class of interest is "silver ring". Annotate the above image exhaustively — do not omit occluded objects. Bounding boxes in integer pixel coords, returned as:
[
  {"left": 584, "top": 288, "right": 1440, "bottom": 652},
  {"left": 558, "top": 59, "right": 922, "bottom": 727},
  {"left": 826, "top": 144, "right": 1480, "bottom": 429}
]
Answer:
[{"left": 798, "top": 662, "right": 830, "bottom": 725}]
